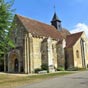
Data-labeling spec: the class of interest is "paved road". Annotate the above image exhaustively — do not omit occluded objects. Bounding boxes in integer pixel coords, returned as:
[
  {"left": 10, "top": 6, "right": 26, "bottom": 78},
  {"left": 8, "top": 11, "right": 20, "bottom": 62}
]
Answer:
[{"left": 18, "top": 71, "right": 88, "bottom": 88}]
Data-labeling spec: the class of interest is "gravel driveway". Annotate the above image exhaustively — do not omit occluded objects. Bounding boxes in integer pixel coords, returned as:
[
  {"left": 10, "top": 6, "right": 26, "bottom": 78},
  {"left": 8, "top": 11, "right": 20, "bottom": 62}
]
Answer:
[{"left": 17, "top": 71, "right": 88, "bottom": 88}]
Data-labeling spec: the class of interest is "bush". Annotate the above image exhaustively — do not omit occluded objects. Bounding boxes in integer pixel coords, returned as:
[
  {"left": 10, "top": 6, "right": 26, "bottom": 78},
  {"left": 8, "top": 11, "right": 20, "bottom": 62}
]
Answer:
[
  {"left": 57, "top": 67, "right": 65, "bottom": 71},
  {"left": 41, "top": 64, "right": 48, "bottom": 70},
  {"left": 34, "top": 68, "right": 42, "bottom": 73}
]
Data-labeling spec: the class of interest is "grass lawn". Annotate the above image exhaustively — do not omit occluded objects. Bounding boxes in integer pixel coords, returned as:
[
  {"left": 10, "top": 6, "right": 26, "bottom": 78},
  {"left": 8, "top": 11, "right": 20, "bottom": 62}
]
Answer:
[{"left": 0, "top": 71, "right": 75, "bottom": 88}]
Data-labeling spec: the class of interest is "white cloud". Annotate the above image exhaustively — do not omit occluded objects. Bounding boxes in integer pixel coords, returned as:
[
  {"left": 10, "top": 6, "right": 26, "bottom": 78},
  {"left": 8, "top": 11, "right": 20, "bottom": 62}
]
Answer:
[{"left": 70, "top": 23, "right": 88, "bottom": 37}]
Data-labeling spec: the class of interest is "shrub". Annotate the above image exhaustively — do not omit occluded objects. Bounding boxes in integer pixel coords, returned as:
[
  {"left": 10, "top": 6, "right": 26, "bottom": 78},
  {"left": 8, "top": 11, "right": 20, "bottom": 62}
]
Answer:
[
  {"left": 41, "top": 64, "right": 48, "bottom": 70},
  {"left": 57, "top": 67, "right": 65, "bottom": 71},
  {"left": 34, "top": 68, "right": 42, "bottom": 73}
]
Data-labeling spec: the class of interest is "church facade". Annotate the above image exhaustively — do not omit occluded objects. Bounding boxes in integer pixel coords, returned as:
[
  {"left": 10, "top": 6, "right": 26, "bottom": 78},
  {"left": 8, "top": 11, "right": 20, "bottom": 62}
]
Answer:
[
  {"left": 65, "top": 32, "right": 88, "bottom": 69},
  {"left": 4, "top": 13, "right": 88, "bottom": 73}
]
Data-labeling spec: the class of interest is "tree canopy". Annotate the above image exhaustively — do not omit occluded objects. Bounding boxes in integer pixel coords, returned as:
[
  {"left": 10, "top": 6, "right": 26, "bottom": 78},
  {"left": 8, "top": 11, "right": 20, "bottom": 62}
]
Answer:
[{"left": 0, "top": 0, "right": 15, "bottom": 57}]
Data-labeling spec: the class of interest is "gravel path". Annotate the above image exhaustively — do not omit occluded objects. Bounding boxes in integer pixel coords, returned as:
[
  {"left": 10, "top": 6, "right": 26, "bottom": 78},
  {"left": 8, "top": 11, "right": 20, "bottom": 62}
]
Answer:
[{"left": 17, "top": 71, "right": 88, "bottom": 88}]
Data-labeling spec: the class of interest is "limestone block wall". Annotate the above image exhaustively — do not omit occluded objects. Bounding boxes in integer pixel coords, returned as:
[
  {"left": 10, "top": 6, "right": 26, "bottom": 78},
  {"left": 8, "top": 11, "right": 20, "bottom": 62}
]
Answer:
[
  {"left": 10, "top": 17, "right": 27, "bottom": 47},
  {"left": 65, "top": 32, "right": 88, "bottom": 69},
  {"left": 86, "top": 41, "right": 88, "bottom": 67},
  {"left": 32, "top": 37, "right": 42, "bottom": 69},
  {"left": 8, "top": 49, "right": 21, "bottom": 72},
  {"left": 41, "top": 38, "right": 58, "bottom": 70},
  {"left": 52, "top": 41, "right": 58, "bottom": 68},
  {"left": 73, "top": 33, "right": 88, "bottom": 68},
  {"left": 81, "top": 33, "right": 88, "bottom": 67},
  {"left": 8, "top": 18, "right": 27, "bottom": 73},
  {"left": 57, "top": 44, "right": 65, "bottom": 68},
  {"left": 47, "top": 38, "right": 55, "bottom": 72},
  {"left": 65, "top": 48, "right": 74, "bottom": 69},
  {"left": 15, "top": 24, "right": 26, "bottom": 72},
  {"left": 47, "top": 38, "right": 53, "bottom": 66},
  {"left": 41, "top": 39, "right": 48, "bottom": 65},
  {"left": 73, "top": 39, "right": 83, "bottom": 68}
]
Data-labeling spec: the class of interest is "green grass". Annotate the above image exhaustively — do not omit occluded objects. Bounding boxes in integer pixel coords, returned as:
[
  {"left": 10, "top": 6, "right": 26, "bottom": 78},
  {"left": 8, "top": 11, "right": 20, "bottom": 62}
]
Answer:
[
  {"left": 0, "top": 71, "right": 74, "bottom": 88},
  {"left": 29, "top": 71, "right": 73, "bottom": 79}
]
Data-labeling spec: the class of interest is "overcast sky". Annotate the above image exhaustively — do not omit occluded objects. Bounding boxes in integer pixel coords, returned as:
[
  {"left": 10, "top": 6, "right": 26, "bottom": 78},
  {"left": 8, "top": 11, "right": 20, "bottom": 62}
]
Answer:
[{"left": 12, "top": 0, "right": 88, "bottom": 36}]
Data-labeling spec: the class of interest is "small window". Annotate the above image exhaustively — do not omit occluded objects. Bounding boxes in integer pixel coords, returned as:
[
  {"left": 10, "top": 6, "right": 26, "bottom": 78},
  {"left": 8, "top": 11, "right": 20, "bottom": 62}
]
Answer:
[{"left": 76, "top": 50, "right": 79, "bottom": 58}]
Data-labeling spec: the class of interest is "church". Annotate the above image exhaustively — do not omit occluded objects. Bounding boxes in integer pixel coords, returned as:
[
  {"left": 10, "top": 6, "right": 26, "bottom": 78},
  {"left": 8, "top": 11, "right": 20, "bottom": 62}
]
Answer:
[{"left": 4, "top": 12, "right": 88, "bottom": 74}]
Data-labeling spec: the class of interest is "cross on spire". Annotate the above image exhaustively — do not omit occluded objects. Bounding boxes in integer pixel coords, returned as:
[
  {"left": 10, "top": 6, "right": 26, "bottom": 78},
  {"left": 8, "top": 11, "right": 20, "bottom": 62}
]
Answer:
[{"left": 54, "top": 4, "right": 56, "bottom": 13}]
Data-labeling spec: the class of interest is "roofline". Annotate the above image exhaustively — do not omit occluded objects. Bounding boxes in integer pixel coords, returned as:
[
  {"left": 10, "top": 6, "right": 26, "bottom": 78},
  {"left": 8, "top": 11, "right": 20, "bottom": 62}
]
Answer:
[
  {"left": 68, "top": 31, "right": 84, "bottom": 37},
  {"left": 66, "top": 31, "right": 84, "bottom": 48},
  {"left": 15, "top": 14, "right": 63, "bottom": 40},
  {"left": 73, "top": 31, "right": 86, "bottom": 48},
  {"left": 15, "top": 14, "right": 29, "bottom": 33},
  {"left": 15, "top": 14, "right": 54, "bottom": 28}
]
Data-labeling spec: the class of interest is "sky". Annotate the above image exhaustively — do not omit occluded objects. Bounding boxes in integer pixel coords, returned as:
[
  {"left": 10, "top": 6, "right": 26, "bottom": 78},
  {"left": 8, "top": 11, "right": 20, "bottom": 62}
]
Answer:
[{"left": 11, "top": 0, "right": 88, "bottom": 36}]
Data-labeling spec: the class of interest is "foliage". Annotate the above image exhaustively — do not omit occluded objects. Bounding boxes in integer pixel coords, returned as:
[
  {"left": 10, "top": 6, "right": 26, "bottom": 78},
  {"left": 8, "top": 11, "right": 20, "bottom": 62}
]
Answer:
[
  {"left": 57, "top": 67, "right": 65, "bottom": 71},
  {"left": 34, "top": 64, "right": 48, "bottom": 73},
  {"left": 41, "top": 64, "right": 48, "bottom": 70},
  {"left": 0, "top": 57, "right": 4, "bottom": 71},
  {"left": 34, "top": 68, "right": 42, "bottom": 73},
  {"left": 0, "top": 0, "right": 15, "bottom": 57}
]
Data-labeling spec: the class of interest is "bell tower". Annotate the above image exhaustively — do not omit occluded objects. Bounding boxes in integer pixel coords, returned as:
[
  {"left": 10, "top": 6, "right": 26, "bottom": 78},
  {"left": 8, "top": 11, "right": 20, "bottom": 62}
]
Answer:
[{"left": 51, "top": 12, "right": 62, "bottom": 31}]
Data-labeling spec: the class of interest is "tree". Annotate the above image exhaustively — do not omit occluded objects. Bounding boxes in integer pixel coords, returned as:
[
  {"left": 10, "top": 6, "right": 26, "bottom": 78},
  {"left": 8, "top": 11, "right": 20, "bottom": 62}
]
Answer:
[
  {"left": 0, "top": 0, "right": 15, "bottom": 57},
  {"left": 0, "top": 0, "right": 15, "bottom": 71}
]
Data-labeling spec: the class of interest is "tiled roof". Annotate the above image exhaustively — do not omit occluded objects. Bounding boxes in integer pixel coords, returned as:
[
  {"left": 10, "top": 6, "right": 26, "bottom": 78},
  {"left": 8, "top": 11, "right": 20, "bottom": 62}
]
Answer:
[
  {"left": 57, "top": 40, "right": 63, "bottom": 44},
  {"left": 60, "top": 28, "right": 71, "bottom": 39},
  {"left": 66, "top": 31, "right": 83, "bottom": 48},
  {"left": 16, "top": 14, "right": 63, "bottom": 40}
]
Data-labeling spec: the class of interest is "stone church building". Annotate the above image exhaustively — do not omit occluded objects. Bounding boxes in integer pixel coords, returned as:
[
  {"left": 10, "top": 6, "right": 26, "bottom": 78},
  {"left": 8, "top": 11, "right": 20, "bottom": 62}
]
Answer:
[{"left": 4, "top": 13, "right": 88, "bottom": 74}]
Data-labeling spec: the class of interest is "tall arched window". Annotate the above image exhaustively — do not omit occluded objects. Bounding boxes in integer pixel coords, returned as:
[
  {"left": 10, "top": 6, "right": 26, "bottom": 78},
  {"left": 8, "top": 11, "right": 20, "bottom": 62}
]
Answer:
[{"left": 76, "top": 50, "right": 79, "bottom": 58}]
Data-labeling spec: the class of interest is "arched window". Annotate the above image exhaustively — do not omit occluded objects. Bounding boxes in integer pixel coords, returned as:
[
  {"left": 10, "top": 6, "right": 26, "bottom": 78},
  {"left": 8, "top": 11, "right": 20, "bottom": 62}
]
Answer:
[{"left": 76, "top": 50, "right": 79, "bottom": 58}]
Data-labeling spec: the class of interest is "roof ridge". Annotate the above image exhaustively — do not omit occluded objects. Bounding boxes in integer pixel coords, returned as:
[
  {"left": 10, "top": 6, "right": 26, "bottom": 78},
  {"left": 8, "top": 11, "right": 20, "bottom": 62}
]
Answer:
[
  {"left": 16, "top": 14, "right": 54, "bottom": 28},
  {"left": 71, "top": 31, "right": 83, "bottom": 35},
  {"left": 67, "top": 31, "right": 83, "bottom": 37},
  {"left": 15, "top": 14, "right": 63, "bottom": 40}
]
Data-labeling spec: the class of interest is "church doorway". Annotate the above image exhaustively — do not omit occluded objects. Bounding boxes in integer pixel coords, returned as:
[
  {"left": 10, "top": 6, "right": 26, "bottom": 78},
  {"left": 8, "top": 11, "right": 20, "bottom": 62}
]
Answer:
[{"left": 14, "top": 58, "right": 19, "bottom": 72}]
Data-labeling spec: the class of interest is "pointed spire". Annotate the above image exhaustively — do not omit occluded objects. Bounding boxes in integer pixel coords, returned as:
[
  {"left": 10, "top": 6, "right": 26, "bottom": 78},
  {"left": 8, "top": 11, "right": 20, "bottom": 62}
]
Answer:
[
  {"left": 52, "top": 12, "right": 61, "bottom": 22},
  {"left": 54, "top": 4, "right": 56, "bottom": 13},
  {"left": 51, "top": 12, "right": 62, "bottom": 31},
  {"left": 51, "top": 0, "right": 62, "bottom": 31}
]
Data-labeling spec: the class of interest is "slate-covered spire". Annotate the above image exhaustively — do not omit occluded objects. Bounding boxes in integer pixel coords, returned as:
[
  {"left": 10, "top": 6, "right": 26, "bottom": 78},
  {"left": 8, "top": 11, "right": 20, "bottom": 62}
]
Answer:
[{"left": 51, "top": 12, "right": 62, "bottom": 31}]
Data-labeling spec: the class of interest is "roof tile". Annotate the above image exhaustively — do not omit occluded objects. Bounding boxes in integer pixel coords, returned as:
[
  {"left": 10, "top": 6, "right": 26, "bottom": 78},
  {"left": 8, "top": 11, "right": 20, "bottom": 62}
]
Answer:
[
  {"left": 16, "top": 14, "right": 63, "bottom": 40},
  {"left": 66, "top": 31, "right": 83, "bottom": 48}
]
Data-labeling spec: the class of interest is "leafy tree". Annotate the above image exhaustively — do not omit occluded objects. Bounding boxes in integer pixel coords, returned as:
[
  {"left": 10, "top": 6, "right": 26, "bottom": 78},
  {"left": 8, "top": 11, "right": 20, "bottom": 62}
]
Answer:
[{"left": 0, "top": 0, "right": 15, "bottom": 58}]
